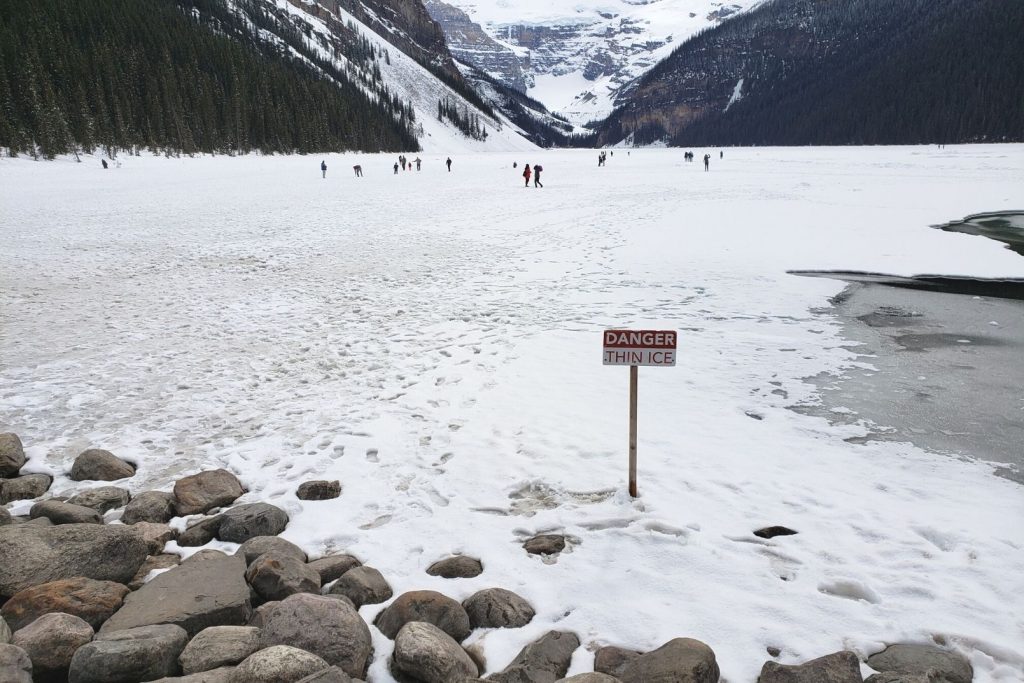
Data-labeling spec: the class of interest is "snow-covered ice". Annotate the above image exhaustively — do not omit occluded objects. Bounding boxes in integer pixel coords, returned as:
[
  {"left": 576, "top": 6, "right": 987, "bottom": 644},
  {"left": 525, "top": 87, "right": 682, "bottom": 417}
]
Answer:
[{"left": 2, "top": 145, "right": 1024, "bottom": 681}]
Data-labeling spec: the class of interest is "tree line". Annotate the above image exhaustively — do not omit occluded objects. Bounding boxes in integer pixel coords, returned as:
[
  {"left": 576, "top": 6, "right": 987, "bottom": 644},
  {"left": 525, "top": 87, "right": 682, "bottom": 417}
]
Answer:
[{"left": 0, "top": 0, "right": 420, "bottom": 158}]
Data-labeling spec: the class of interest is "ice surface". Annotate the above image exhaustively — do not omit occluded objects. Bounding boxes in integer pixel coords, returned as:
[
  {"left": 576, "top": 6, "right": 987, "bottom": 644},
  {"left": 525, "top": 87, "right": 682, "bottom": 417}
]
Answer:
[{"left": 2, "top": 145, "right": 1024, "bottom": 681}]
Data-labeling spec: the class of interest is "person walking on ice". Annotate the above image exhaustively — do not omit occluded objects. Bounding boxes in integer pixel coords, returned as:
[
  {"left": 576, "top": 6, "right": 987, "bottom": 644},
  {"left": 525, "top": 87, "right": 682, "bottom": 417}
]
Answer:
[
  {"left": 533, "top": 164, "right": 543, "bottom": 188},
  {"left": 704, "top": 154, "right": 710, "bottom": 171},
  {"left": 446, "top": 157, "right": 452, "bottom": 172},
  {"left": 523, "top": 164, "right": 532, "bottom": 187},
  {"left": 321, "top": 160, "right": 327, "bottom": 178}
]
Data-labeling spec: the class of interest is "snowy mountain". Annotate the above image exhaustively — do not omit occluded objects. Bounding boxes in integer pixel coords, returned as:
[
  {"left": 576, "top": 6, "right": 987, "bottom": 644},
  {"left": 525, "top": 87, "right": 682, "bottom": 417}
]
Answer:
[{"left": 423, "top": 0, "right": 760, "bottom": 124}]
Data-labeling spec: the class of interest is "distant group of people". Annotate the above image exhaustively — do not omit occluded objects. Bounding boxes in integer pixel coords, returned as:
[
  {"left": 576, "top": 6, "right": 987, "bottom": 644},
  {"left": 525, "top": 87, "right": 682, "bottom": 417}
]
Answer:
[
  {"left": 597, "top": 151, "right": 608, "bottom": 167},
  {"left": 681, "top": 150, "right": 720, "bottom": 170},
  {"left": 522, "top": 163, "right": 543, "bottom": 188},
  {"left": 393, "top": 155, "right": 422, "bottom": 173}
]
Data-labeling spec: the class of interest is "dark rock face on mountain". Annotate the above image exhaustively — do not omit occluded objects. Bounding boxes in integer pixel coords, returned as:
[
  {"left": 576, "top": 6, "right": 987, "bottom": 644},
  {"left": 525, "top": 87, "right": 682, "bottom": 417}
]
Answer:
[{"left": 599, "top": 0, "right": 1024, "bottom": 146}]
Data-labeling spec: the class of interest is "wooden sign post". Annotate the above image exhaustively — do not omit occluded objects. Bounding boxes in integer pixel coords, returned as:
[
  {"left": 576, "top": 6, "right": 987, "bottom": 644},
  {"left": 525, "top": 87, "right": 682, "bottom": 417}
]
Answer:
[{"left": 603, "top": 329, "right": 677, "bottom": 497}]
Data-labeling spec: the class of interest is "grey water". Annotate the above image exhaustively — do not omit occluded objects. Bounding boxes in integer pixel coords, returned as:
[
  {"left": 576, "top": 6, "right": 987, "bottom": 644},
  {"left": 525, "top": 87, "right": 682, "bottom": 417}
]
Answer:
[{"left": 791, "top": 211, "right": 1024, "bottom": 483}]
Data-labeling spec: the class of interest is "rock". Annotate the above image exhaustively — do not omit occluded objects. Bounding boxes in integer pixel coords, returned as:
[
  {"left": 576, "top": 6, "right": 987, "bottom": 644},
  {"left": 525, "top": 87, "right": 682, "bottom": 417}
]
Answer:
[
  {"left": 179, "top": 626, "right": 260, "bottom": 674},
  {"left": 131, "top": 521, "right": 177, "bottom": 554},
  {"left": 864, "top": 674, "right": 932, "bottom": 683},
  {"left": 0, "top": 524, "right": 148, "bottom": 598},
  {"left": 0, "top": 643, "right": 33, "bottom": 683},
  {"left": 328, "top": 566, "right": 392, "bottom": 608},
  {"left": 0, "top": 615, "right": 10, "bottom": 643},
  {"left": 0, "top": 473, "right": 53, "bottom": 504},
  {"left": 129, "top": 553, "right": 182, "bottom": 590},
  {"left": 245, "top": 553, "right": 321, "bottom": 602},
  {"left": 296, "top": 480, "right": 341, "bottom": 501},
  {"left": 29, "top": 500, "right": 104, "bottom": 525},
  {"left": 594, "top": 646, "right": 641, "bottom": 677},
  {"left": 100, "top": 550, "right": 251, "bottom": 636},
  {"left": 866, "top": 644, "right": 972, "bottom": 683},
  {"left": 758, "top": 650, "right": 862, "bottom": 683},
  {"left": 67, "top": 486, "right": 132, "bottom": 514},
  {"left": 0, "top": 506, "right": 11, "bottom": 526},
  {"left": 69, "top": 449, "right": 135, "bottom": 482},
  {"left": 427, "top": 555, "right": 483, "bottom": 579},
  {"left": 523, "top": 534, "right": 565, "bottom": 556},
  {"left": 174, "top": 470, "right": 245, "bottom": 516},
  {"left": 11, "top": 612, "right": 94, "bottom": 678},
  {"left": 618, "top": 638, "right": 719, "bottom": 683},
  {"left": 374, "top": 590, "right": 471, "bottom": 642},
  {"left": 153, "top": 667, "right": 236, "bottom": 682},
  {"left": 308, "top": 555, "right": 361, "bottom": 585},
  {"left": 217, "top": 503, "right": 289, "bottom": 543},
  {"left": 463, "top": 588, "right": 535, "bottom": 629},
  {"left": 392, "top": 621, "right": 478, "bottom": 683},
  {"left": 295, "top": 667, "right": 355, "bottom": 682},
  {"left": 238, "top": 536, "right": 307, "bottom": 565},
  {"left": 2, "top": 577, "right": 129, "bottom": 631},
  {"left": 0, "top": 433, "right": 27, "bottom": 477},
  {"left": 753, "top": 526, "right": 798, "bottom": 539},
  {"left": 230, "top": 645, "right": 330, "bottom": 683},
  {"left": 489, "top": 630, "right": 580, "bottom": 683},
  {"left": 178, "top": 515, "right": 224, "bottom": 547},
  {"left": 246, "top": 601, "right": 280, "bottom": 629},
  {"left": 259, "top": 593, "right": 372, "bottom": 678},
  {"left": 121, "top": 491, "right": 176, "bottom": 524},
  {"left": 69, "top": 624, "right": 188, "bottom": 683},
  {"left": 558, "top": 675, "right": 622, "bottom": 683}
]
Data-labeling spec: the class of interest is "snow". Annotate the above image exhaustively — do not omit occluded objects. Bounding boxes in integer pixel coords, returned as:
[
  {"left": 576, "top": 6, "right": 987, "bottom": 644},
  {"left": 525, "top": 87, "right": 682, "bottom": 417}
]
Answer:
[
  {"left": 2, "top": 145, "right": 1024, "bottom": 681},
  {"left": 725, "top": 77, "right": 745, "bottom": 111}
]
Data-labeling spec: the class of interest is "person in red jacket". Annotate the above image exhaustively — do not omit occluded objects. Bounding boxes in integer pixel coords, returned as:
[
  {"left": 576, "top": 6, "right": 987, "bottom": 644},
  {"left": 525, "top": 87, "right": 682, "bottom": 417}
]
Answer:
[{"left": 523, "top": 164, "right": 532, "bottom": 187}]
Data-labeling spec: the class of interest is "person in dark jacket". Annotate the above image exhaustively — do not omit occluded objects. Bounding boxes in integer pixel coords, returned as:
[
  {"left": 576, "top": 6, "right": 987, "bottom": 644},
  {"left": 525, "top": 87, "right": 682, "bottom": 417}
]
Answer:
[
  {"left": 704, "top": 154, "right": 710, "bottom": 171},
  {"left": 446, "top": 157, "right": 452, "bottom": 172},
  {"left": 533, "top": 164, "right": 543, "bottom": 188},
  {"left": 321, "top": 160, "right": 327, "bottom": 178}
]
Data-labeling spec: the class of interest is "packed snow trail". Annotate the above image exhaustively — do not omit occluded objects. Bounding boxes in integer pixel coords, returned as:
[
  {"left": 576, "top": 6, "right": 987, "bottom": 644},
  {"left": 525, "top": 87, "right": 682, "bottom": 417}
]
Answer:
[{"left": 2, "top": 146, "right": 1024, "bottom": 681}]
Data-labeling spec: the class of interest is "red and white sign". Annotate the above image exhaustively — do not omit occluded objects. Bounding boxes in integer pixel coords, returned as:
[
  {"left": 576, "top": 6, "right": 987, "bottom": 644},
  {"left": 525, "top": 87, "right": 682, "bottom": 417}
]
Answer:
[{"left": 603, "top": 329, "right": 677, "bottom": 366}]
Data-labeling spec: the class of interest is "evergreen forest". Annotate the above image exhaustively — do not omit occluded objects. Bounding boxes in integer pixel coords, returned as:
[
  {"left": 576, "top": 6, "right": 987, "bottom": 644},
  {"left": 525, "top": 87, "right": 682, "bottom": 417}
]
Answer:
[{"left": 0, "top": 0, "right": 420, "bottom": 158}]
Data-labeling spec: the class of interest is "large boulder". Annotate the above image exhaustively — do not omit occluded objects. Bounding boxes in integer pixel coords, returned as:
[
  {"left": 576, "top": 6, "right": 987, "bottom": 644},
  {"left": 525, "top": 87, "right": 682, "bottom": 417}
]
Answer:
[
  {"left": 174, "top": 470, "right": 245, "bottom": 516},
  {"left": 374, "top": 590, "right": 471, "bottom": 642},
  {"left": 245, "top": 553, "right": 321, "bottom": 602},
  {"left": 558, "top": 676, "right": 622, "bottom": 683},
  {"left": 67, "top": 486, "right": 131, "bottom": 514},
  {"left": 0, "top": 643, "right": 33, "bottom": 683},
  {"left": 463, "top": 588, "right": 534, "bottom": 629},
  {"left": 0, "top": 433, "right": 26, "bottom": 477},
  {"left": 758, "top": 650, "right": 862, "bottom": 683},
  {"left": 230, "top": 645, "right": 330, "bottom": 683},
  {"left": 427, "top": 555, "right": 483, "bottom": 579},
  {"left": 865, "top": 644, "right": 972, "bottom": 683},
  {"left": 152, "top": 668, "right": 236, "bottom": 683},
  {"left": 594, "top": 646, "right": 641, "bottom": 677},
  {"left": 11, "top": 612, "right": 94, "bottom": 679},
  {"left": 328, "top": 566, "right": 392, "bottom": 608},
  {"left": 29, "top": 500, "right": 103, "bottom": 525},
  {"left": 294, "top": 667, "right": 355, "bottom": 682},
  {"left": 296, "top": 480, "right": 341, "bottom": 501},
  {"left": 69, "top": 449, "right": 135, "bottom": 482},
  {"left": 69, "top": 624, "right": 188, "bottom": 683},
  {"left": 0, "top": 473, "right": 53, "bottom": 504},
  {"left": 121, "top": 491, "right": 176, "bottom": 524},
  {"left": 131, "top": 522, "right": 177, "bottom": 554},
  {"left": 392, "top": 621, "right": 478, "bottom": 683},
  {"left": 259, "top": 593, "right": 373, "bottom": 678},
  {"left": 2, "top": 577, "right": 130, "bottom": 631},
  {"left": 308, "top": 555, "right": 361, "bottom": 585},
  {"left": 0, "top": 524, "right": 148, "bottom": 598},
  {"left": 100, "top": 550, "right": 251, "bottom": 636},
  {"left": 177, "top": 515, "right": 224, "bottom": 547},
  {"left": 489, "top": 630, "right": 580, "bottom": 683},
  {"left": 217, "top": 503, "right": 289, "bottom": 543},
  {"left": 618, "top": 638, "right": 719, "bottom": 683},
  {"left": 179, "top": 626, "right": 260, "bottom": 675},
  {"left": 238, "top": 536, "right": 307, "bottom": 565}
]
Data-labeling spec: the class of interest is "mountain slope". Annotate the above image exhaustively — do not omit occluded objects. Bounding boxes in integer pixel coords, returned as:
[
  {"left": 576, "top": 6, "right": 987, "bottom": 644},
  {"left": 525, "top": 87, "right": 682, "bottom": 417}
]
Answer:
[
  {"left": 424, "top": 0, "right": 759, "bottom": 124},
  {"left": 597, "top": 0, "right": 1024, "bottom": 146}
]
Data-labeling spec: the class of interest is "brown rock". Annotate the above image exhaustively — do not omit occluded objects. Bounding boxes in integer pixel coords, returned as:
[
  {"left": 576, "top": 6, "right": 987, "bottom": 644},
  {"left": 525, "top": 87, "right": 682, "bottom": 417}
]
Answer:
[
  {"left": 2, "top": 577, "right": 129, "bottom": 631},
  {"left": 131, "top": 522, "right": 177, "bottom": 554},
  {"left": 308, "top": 555, "right": 361, "bottom": 586},
  {"left": 11, "top": 612, "right": 94, "bottom": 677},
  {"left": 0, "top": 433, "right": 27, "bottom": 478},
  {"left": 426, "top": 555, "right": 483, "bottom": 579},
  {"left": 69, "top": 449, "right": 135, "bottom": 481},
  {"left": 523, "top": 534, "right": 566, "bottom": 555},
  {"left": 595, "top": 646, "right": 642, "bottom": 677},
  {"left": 758, "top": 650, "right": 862, "bottom": 683},
  {"left": 296, "top": 480, "right": 341, "bottom": 501},
  {"left": 0, "top": 473, "right": 53, "bottom": 504},
  {"left": 128, "top": 554, "right": 181, "bottom": 591},
  {"left": 373, "top": 590, "right": 471, "bottom": 642},
  {"left": 328, "top": 566, "right": 392, "bottom": 608},
  {"left": 174, "top": 470, "right": 244, "bottom": 516}
]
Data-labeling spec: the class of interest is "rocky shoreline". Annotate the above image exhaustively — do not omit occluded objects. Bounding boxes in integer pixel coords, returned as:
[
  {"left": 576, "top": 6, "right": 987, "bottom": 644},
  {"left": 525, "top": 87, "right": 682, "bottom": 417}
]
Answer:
[{"left": 0, "top": 433, "right": 975, "bottom": 683}]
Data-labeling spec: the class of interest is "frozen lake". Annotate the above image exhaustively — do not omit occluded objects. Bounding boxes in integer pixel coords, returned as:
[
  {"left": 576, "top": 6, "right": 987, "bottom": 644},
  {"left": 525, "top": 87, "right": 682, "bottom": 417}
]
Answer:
[{"left": 2, "top": 146, "right": 1024, "bottom": 681}]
